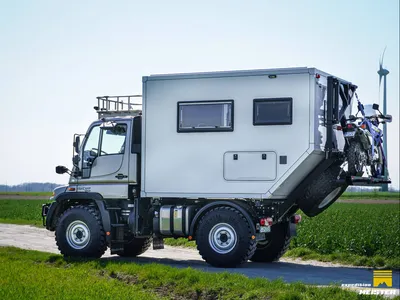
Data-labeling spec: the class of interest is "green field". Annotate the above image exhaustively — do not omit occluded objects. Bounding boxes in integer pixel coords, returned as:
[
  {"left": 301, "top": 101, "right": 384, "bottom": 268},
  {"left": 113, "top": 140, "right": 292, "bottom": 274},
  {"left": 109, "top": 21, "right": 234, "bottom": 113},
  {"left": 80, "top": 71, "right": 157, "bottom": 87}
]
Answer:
[
  {"left": 340, "top": 191, "right": 399, "bottom": 199},
  {"left": 0, "top": 199, "right": 399, "bottom": 268},
  {"left": 0, "top": 247, "right": 381, "bottom": 300},
  {"left": 0, "top": 191, "right": 52, "bottom": 197},
  {"left": 0, "top": 199, "right": 49, "bottom": 226}
]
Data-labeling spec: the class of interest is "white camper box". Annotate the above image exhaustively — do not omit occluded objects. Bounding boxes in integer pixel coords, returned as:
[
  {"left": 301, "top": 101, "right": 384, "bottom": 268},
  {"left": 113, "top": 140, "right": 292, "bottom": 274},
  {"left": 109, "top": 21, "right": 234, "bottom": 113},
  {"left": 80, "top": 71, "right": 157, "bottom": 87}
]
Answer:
[{"left": 141, "top": 67, "right": 353, "bottom": 199}]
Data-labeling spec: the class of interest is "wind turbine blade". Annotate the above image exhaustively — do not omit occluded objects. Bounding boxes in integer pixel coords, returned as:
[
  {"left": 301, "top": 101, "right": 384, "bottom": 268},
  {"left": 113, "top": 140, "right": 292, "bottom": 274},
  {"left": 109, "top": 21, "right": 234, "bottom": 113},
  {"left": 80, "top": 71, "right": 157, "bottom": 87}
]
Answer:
[{"left": 380, "top": 46, "right": 387, "bottom": 67}]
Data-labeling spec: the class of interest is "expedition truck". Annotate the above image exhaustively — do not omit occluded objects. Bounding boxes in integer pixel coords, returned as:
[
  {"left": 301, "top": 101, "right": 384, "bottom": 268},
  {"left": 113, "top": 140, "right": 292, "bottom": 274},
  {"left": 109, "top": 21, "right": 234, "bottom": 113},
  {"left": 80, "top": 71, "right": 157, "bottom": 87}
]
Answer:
[{"left": 42, "top": 67, "right": 378, "bottom": 267}]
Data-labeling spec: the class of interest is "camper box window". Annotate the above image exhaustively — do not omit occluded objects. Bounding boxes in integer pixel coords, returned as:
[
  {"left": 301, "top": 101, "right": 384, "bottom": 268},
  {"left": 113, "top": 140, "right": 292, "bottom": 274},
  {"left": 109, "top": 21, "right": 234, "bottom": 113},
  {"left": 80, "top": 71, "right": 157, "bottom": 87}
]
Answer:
[
  {"left": 177, "top": 100, "right": 234, "bottom": 132},
  {"left": 253, "top": 98, "right": 293, "bottom": 125}
]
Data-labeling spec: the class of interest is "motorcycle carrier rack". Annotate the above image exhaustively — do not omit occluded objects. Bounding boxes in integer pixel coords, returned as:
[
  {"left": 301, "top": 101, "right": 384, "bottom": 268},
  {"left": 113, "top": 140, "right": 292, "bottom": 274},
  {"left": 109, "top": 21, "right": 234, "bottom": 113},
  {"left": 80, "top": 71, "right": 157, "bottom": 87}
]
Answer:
[
  {"left": 338, "top": 176, "right": 391, "bottom": 186},
  {"left": 325, "top": 76, "right": 357, "bottom": 156}
]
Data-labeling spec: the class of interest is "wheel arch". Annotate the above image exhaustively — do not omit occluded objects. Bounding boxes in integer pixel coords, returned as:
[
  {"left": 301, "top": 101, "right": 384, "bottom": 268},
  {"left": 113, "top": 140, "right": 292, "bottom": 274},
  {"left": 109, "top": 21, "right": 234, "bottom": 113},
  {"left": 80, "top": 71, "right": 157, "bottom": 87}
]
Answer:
[
  {"left": 188, "top": 200, "right": 256, "bottom": 238},
  {"left": 46, "top": 192, "right": 111, "bottom": 243}
]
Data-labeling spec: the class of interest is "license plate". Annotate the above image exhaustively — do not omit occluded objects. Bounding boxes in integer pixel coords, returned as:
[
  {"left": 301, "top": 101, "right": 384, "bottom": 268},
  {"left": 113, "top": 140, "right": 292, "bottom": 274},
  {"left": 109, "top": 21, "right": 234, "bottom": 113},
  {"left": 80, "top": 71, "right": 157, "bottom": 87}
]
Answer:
[
  {"left": 260, "top": 226, "right": 271, "bottom": 233},
  {"left": 344, "top": 131, "right": 356, "bottom": 137}
]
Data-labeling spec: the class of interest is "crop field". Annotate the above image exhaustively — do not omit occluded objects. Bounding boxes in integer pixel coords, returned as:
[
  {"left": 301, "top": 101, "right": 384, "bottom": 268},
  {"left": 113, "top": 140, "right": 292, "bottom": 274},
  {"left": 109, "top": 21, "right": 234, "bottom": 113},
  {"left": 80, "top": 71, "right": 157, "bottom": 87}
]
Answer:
[
  {"left": 0, "top": 191, "right": 52, "bottom": 197},
  {"left": 340, "top": 191, "right": 400, "bottom": 200},
  {"left": 0, "top": 199, "right": 398, "bottom": 268},
  {"left": 0, "top": 247, "right": 381, "bottom": 300}
]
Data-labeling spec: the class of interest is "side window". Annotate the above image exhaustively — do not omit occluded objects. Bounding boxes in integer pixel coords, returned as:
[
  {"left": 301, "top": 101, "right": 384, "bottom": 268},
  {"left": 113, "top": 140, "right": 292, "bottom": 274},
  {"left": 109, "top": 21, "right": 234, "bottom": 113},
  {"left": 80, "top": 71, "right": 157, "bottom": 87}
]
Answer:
[
  {"left": 178, "top": 100, "right": 234, "bottom": 132},
  {"left": 253, "top": 98, "right": 293, "bottom": 125},
  {"left": 100, "top": 125, "right": 127, "bottom": 155}
]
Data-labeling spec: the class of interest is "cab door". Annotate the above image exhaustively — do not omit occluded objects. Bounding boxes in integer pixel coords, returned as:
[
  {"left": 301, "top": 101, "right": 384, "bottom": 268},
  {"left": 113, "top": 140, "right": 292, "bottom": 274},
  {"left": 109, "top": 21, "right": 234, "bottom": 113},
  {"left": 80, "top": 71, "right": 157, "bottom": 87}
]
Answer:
[{"left": 79, "top": 122, "right": 130, "bottom": 198}]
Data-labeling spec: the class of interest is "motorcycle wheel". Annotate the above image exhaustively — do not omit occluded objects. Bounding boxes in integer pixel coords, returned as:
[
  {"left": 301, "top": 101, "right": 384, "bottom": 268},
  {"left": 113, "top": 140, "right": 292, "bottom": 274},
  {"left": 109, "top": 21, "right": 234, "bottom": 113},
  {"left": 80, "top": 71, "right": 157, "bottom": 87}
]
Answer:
[{"left": 347, "top": 141, "right": 368, "bottom": 176}]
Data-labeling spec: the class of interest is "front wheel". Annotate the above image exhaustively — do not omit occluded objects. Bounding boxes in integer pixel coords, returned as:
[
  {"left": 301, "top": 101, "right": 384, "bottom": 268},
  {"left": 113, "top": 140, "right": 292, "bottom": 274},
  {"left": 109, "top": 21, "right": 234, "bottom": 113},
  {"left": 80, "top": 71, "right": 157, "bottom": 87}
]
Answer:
[
  {"left": 55, "top": 205, "right": 107, "bottom": 258},
  {"left": 196, "top": 207, "right": 256, "bottom": 268}
]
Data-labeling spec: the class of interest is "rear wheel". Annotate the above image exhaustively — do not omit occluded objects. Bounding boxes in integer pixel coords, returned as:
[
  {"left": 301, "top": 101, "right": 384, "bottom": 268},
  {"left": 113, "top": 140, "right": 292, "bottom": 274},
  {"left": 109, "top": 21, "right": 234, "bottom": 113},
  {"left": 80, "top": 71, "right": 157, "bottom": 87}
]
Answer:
[
  {"left": 250, "top": 222, "right": 291, "bottom": 262},
  {"left": 117, "top": 237, "right": 152, "bottom": 257},
  {"left": 196, "top": 207, "right": 256, "bottom": 268},
  {"left": 55, "top": 205, "right": 107, "bottom": 258},
  {"left": 347, "top": 141, "right": 368, "bottom": 176}
]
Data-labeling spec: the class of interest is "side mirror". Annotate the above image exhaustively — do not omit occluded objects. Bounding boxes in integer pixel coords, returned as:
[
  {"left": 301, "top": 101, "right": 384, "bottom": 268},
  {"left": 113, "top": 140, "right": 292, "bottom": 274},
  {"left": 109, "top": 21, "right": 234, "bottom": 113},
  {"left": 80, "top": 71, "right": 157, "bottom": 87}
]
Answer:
[
  {"left": 72, "top": 154, "right": 80, "bottom": 166},
  {"left": 73, "top": 136, "right": 80, "bottom": 153},
  {"left": 372, "top": 103, "right": 379, "bottom": 110},
  {"left": 55, "top": 165, "right": 69, "bottom": 174}
]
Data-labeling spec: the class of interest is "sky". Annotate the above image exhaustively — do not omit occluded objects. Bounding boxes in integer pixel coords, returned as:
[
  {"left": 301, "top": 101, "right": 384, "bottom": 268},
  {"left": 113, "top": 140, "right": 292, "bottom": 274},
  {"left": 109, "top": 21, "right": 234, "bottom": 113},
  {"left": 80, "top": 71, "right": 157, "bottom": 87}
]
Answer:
[{"left": 0, "top": 0, "right": 399, "bottom": 188}]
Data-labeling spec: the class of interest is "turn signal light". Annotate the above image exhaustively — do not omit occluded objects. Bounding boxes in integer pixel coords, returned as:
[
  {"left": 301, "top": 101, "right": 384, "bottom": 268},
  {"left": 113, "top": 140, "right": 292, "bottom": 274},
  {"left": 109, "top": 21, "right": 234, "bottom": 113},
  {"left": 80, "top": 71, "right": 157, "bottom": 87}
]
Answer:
[{"left": 360, "top": 124, "right": 367, "bottom": 129}]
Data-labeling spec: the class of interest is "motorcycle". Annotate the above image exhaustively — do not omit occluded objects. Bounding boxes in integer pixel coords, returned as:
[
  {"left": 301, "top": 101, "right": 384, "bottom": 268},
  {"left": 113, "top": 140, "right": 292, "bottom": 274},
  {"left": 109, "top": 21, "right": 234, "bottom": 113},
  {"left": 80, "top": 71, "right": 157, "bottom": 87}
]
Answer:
[{"left": 343, "top": 94, "right": 392, "bottom": 178}]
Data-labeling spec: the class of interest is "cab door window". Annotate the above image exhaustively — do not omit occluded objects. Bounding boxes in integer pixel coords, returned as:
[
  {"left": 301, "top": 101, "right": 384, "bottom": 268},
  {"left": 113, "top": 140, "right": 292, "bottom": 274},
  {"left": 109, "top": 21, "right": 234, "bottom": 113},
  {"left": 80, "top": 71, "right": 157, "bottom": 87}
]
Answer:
[{"left": 100, "top": 125, "right": 127, "bottom": 155}]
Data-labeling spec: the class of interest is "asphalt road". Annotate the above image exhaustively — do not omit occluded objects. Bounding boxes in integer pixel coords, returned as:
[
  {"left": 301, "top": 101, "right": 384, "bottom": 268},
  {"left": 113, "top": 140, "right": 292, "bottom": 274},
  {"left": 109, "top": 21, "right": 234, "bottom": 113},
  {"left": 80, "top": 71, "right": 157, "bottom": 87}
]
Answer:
[{"left": 0, "top": 223, "right": 399, "bottom": 292}]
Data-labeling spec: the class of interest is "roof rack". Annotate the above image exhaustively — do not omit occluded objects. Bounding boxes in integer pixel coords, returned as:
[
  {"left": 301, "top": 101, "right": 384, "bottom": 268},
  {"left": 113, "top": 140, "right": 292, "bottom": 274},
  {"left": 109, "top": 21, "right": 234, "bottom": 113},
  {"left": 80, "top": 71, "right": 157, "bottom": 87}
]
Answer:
[{"left": 94, "top": 95, "right": 142, "bottom": 119}]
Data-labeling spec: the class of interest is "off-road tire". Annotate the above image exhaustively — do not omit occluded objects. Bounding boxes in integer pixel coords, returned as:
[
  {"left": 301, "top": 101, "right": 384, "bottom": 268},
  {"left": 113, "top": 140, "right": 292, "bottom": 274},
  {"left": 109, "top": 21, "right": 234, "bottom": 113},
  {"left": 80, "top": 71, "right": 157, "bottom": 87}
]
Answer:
[
  {"left": 55, "top": 205, "right": 107, "bottom": 258},
  {"left": 117, "top": 237, "right": 152, "bottom": 257},
  {"left": 298, "top": 164, "right": 347, "bottom": 217},
  {"left": 347, "top": 141, "right": 368, "bottom": 176},
  {"left": 250, "top": 222, "right": 291, "bottom": 262},
  {"left": 196, "top": 206, "right": 257, "bottom": 268}
]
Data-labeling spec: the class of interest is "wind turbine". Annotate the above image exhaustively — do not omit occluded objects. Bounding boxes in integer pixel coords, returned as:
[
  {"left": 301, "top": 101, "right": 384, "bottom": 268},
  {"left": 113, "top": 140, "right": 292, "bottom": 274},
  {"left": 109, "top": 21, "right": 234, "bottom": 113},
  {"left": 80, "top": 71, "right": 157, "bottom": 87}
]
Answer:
[{"left": 377, "top": 48, "right": 389, "bottom": 192}]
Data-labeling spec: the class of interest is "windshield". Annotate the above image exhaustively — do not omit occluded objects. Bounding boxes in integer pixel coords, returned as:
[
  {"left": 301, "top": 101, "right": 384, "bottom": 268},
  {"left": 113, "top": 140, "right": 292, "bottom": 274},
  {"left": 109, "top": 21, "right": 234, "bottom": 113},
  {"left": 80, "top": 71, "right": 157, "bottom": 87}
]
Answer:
[{"left": 363, "top": 104, "right": 377, "bottom": 117}]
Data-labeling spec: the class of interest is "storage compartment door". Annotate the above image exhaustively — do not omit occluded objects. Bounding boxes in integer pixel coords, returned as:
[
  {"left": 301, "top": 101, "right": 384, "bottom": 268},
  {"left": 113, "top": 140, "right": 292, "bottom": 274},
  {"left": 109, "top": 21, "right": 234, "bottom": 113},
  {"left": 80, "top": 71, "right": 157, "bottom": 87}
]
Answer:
[{"left": 223, "top": 151, "right": 277, "bottom": 181}]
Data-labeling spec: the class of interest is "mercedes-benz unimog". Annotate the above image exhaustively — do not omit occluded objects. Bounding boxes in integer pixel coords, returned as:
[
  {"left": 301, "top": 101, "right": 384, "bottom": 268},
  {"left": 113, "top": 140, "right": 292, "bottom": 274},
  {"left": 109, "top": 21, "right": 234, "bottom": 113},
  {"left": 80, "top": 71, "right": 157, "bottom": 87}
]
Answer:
[{"left": 42, "top": 67, "right": 389, "bottom": 267}]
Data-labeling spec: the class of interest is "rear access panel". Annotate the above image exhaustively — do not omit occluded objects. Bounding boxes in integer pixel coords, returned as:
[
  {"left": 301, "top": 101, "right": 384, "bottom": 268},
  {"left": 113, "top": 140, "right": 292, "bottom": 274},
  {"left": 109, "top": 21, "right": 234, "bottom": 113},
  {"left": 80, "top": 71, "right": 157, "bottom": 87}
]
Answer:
[{"left": 223, "top": 151, "right": 277, "bottom": 181}]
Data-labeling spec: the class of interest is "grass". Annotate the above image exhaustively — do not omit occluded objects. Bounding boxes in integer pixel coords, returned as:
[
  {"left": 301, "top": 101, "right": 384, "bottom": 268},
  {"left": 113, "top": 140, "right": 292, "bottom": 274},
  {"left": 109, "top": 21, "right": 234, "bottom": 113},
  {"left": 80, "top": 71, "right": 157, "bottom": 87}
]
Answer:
[
  {"left": 285, "top": 248, "right": 399, "bottom": 269},
  {"left": 0, "top": 200, "right": 399, "bottom": 268},
  {"left": 0, "top": 246, "right": 383, "bottom": 300},
  {"left": 340, "top": 191, "right": 399, "bottom": 200},
  {"left": 0, "top": 199, "right": 49, "bottom": 226},
  {"left": 0, "top": 191, "right": 52, "bottom": 196}
]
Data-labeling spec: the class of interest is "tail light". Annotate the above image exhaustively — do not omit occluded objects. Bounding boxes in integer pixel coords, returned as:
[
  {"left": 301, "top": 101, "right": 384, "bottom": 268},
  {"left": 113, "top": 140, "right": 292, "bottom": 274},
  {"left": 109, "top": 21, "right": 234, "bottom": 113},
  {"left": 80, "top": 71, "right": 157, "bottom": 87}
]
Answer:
[
  {"left": 347, "top": 124, "right": 355, "bottom": 129},
  {"left": 260, "top": 217, "right": 273, "bottom": 226},
  {"left": 336, "top": 126, "right": 342, "bottom": 131},
  {"left": 292, "top": 214, "right": 302, "bottom": 224}
]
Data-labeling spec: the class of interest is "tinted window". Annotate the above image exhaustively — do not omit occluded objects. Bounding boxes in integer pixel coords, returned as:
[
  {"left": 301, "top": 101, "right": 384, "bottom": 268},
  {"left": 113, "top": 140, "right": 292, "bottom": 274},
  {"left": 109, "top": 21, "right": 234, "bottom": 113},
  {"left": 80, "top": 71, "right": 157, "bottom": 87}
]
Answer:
[
  {"left": 253, "top": 98, "right": 292, "bottom": 125},
  {"left": 178, "top": 101, "right": 233, "bottom": 132}
]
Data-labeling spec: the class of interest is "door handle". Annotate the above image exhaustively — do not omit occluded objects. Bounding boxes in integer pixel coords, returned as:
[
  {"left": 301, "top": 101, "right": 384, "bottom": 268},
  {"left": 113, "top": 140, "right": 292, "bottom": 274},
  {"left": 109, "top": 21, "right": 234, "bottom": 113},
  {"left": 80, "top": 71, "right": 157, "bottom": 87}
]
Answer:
[{"left": 115, "top": 174, "right": 128, "bottom": 180}]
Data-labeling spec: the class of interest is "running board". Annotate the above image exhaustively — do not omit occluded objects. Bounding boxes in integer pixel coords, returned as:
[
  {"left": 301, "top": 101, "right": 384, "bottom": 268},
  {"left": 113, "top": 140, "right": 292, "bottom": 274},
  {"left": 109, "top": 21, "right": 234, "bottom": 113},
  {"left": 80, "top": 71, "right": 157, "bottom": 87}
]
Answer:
[{"left": 338, "top": 176, "right": 391, "bottom": 186}]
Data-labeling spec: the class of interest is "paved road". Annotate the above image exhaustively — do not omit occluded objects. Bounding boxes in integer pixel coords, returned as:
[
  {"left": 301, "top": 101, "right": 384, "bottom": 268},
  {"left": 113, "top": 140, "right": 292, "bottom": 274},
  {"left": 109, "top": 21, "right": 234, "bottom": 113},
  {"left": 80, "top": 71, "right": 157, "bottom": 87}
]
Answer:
[{"left": 0, "top": 223, "right": 399, "bottom": 292}]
